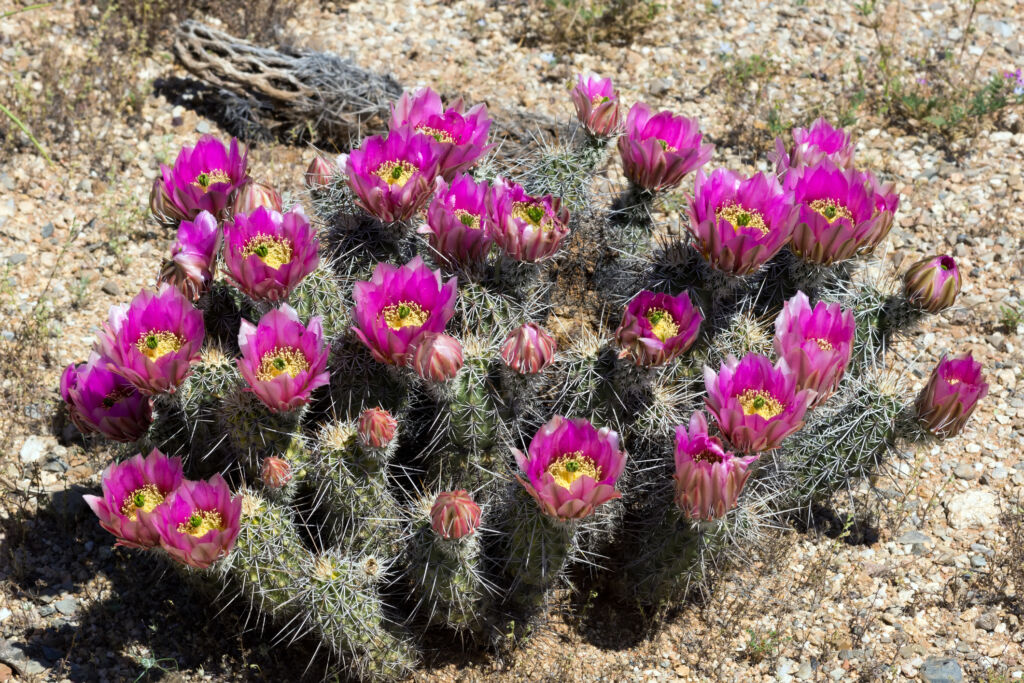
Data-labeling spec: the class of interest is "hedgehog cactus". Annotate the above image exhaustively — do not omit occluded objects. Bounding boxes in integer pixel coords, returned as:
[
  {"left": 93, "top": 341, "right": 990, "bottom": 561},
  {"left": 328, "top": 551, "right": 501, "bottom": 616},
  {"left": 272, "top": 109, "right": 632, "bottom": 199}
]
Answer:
[{"left": 69, "top": 79, "right": 989, "bottom": 681}]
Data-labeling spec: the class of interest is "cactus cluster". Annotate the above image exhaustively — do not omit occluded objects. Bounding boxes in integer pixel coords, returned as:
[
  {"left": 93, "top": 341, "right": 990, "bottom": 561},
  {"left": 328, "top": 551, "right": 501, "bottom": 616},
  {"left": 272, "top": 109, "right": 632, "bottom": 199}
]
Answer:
[{"left": 63, "top": 76, "right": 990, "bottom": 680}]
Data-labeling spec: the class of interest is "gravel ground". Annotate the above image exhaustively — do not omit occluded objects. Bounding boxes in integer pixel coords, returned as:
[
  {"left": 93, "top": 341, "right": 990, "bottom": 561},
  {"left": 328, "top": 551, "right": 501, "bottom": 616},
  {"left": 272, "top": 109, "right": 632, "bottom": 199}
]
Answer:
[{"left": 1, "top": 0, "right": 1022, "bottom": 681}]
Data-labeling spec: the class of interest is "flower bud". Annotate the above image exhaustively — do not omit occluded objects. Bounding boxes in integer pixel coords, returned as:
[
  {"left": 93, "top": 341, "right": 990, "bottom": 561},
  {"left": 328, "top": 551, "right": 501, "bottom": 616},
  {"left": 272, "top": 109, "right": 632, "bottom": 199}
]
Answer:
[
  {"left": 500, "top": 323, "right": 557, "bottom": 375},
  {"left": 412, "top": 333, "right": 463, "bottom": 382},
  {"left": 915, "top": 354, "right": 988, "bottom": 438},
  {"left": 305, "top": 156, "right": 335, "bottom": 190},
  {"left": 430, "top": 490, "right": 481, "bottom": 540},
  {"left": 903, "top": 255, "right": 961, "bottom": 313},
  {"left": 260, "top": 456, "right": 292, "bottom": 489},
  {"left": 357, "top": 407, "right": 397, "bottom": 448},
  {"left": 149, "top": 176, "right": 187, "bottom": 226},
  {"left": 231, "top": 180, "right": 283, "bottom": 216}
]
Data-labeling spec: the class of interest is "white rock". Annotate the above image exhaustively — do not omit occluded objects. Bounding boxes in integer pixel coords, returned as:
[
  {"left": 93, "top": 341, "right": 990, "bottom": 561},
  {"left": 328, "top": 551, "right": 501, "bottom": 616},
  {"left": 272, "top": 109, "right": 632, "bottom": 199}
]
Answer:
[
  {"left": 946, "top": 490, "right": 1000, "bottom": 529},
  {"left": 19, "top": 435, "right": 55, "bottom": 464}
]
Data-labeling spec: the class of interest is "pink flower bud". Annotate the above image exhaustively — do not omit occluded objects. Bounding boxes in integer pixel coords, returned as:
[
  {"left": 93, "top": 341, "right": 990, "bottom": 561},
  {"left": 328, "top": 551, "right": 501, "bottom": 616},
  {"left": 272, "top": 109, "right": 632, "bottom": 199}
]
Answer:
[
  {"left": 903, "top": 255, "right": 960, "bottom": 313},
  {"left": 305, "top": 156, "right": 335, "bottom": 190},
  {"left": 260, "top": 456, "right": 292, "bottom": 489},
  {"left": 430, "top": 490, "right": 481, "bottom": 540},
  {"left": 358, "top": 407, "right": 398, "bottom": 448},
  {"left": 915, "top": 354, "right": 988, "bottom": 438},
  {"left": 231, "top": 180, "right": 283, "bottom": 216},
  {"left": 501, "top": 323, "right": 557, "bottom": 375},
  {"left": 412, "top": 333, "right": 463, "bottom": 382}
]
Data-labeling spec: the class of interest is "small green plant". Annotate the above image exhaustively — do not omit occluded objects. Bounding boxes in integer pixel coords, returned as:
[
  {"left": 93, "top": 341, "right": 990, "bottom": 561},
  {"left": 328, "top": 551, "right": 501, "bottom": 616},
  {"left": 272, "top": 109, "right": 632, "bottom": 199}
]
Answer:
[
  {"left": 743, "top": 627, "right": 785, "bottom": 664},
  {"left": 999, "top": 302, "right": 1024, "bottom": 331}
]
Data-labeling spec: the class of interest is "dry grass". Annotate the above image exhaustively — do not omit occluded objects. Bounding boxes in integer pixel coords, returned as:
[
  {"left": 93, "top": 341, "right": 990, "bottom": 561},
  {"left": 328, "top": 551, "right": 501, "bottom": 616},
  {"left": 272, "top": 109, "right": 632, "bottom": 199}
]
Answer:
[{"left": 504, "top": 0, "right": 663, "bottom": 49}]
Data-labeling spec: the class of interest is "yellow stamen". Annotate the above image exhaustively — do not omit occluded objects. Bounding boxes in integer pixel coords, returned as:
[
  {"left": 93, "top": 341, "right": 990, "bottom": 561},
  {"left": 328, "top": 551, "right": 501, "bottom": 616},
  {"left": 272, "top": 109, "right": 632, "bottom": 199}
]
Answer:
[
  {"left": 590, "top": 94, "right": 612, "bottom": 105},
  {"left": 120, "top": 484, "right": 164, "bottom": 522},
  {"left": 809, "top": 198, "right": 853, "bottom": 223},
  {"left": 373, "top": 160, "right": 418, "bottom": 187},
  {"left": 812, "top": 337, "right": 834, "bottom": 352},
  {"left": 645, "top": 308, "right": 680, "bottom": 342},
  {"left": 242, "top": 234, "right": 293, "bottom": 269},
  {"left": 737, "top": 389, "right": 784, "bottom": 419},
  {"left": 455, "top": 209, "right": 482, "bottom": 229},
  {"left": 177, "top": 509, "right": 224, "bottom": 537},
  {"left": 546, "top": 451, "right": 601, "bottom": 490},
  {"left": 135, "top": 331, "right": 185, "bottom": 360},
  {"left": 256, "top": 347, "right": 310, "bottom": 381},
  {"left": 692, "top": 449, "right": 724, "bottom": 464},
  {"left": 381, "top": 301, "right": 429, "bottom": 330},
  {"left": 415, "top": 125, "right": 456, "bottom": 144},
  {"left": 192, "top": 169, "right": 232, "bottom": 191},
  {"left": 716, "top": 203, "right": 769, "bottom": 236},
  {"left": 511, "top": 201, "right": 553, "bottom": 231}
]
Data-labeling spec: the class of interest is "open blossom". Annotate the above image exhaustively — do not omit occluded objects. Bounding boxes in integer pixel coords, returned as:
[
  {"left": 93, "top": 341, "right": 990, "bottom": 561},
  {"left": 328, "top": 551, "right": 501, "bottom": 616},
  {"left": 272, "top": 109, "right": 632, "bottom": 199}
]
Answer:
[
  {"left": 155, "top": 474, "right": 242, "bottom": 569},
  {"left": 412, "top": 332, "right": 464, "bottom": 382},
  {"left": 61, "top": 352, "right": 153, "bottom": 442},
  {"left": 95, "top": 284, "right": 204, "bottom": 395},
  {"left": 773, "top": 292, "right": 855, "bottom": 407},
  {"left": 514, "top": 416, "right": 627, "bottom": 521},
  {"left": 430, "top": 490, "right": 482, "bottom": 540},
  {"left": 703, "top": 353, "right": 814, "bottom": 454},
  {"left": 488, "top": 178, "right": 570, "bottom": 262},
  {"left": 915, "top": 354, "right": 989, "bottom": 438},
  {"left": 347, "top": 130, "right": 443, "bottom": 222},
  {"left": 773, "top": 118, "right": 856, "bottom": 176},
  {"left": 501, "top": 323, "right": 557, "bottom": 375},
  {"left": 236, "top": 304, "right": 330, "bottom": 413},
  {"left": 903, "top": 255, "right": 961, "bottom": 313},
  {"left": 83, "top": 449, "right": 184, "bottom": 548},
  {"left": 419, "top": 174, "right": 494, "bottom": 265},
  {"left": 615, "top": 290, "right": 702, "bottom": 367},
  {"left": 352, "top": 256, "right": 458, "bottom": 365},
  {"left": 673, "top": 412, "right": 758, "bottom": 521},
  {"left": 150, "top": 136, "right": 248, "bottom": 224},
  {"left": 358, "top": 408, "right": 398, "bottom": 448},
  {"left": 786, "top": 161, "right": 895, "bottom": 265},
  {"left": 158, "top": 211, "right": 221, "bottom": 301},
  {"left": 222, "top": 206, "right": 319, "bottom": 302},
  {"left": 389, "top": 87, "right": 491, "bottom": 179},
  {"left": 617, "top": 102, "right": 713, "bottom": 192},
  {"left": 571, "top": 73, "right": 622, "bottom": 137}
]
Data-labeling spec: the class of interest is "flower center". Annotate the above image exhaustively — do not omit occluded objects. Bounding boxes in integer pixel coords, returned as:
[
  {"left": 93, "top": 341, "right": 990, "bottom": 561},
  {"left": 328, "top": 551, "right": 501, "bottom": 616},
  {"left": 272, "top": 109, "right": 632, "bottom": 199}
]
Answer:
[
  {"left": 256, "top": 347, "right": 310, "bottom": 381},
  {"left": 374, "top": 160, "right": 418, "bottom": 187},
  {"left": 546, "top": 451, "right": 602, "bottom": 490},
  {"left": 645, "top": 307, "right": 680, "bottom": 342},
  {"left": 716, "top": 203, "right": 769, "bottom": 236},
  {"left": 809, "top": 198, "right": 853, "bottom": 223},
  {"left": 135, "top": 331, "right": 185, "bottom": 360},
  {"left": 655, "top": 138, "right": 678, "bottom": 153},
  {"left": 692, "top": 449, "right": 724, "bottom": 465},
  {"left": 192, "top": 169, "right": 232, "bottom": 191},
  {"left": 381, "top": 301, "right": 429, "bottom": 330},
  {"left": 455, "top": 209, "right": 482, "bottom": 229},
  {"left": 415, "top": 125, "right": 456, "bottom": 144},
  {"left": 177, "top": 509, "right": 224, "bottom": 537},
  {"left": 511, "top": 201, "right": 553, "bottom": 231},
  {"left": 737, "top": 389, "right": 784, "bottom": 419},
  {"left": 102, "top": 385, "right": 135, "bottom": 408},
  {"left": 242, "top": 234, "right": 293, "bottom": 269},
  {"left": 590, "top": 94, "right": 612, "bottom": 105},
  {"left": 119, "top": 484, "right": 164, "bottom": 522},
  {"left": 812, "top": 337, "right": 834, "bottom": 352}
]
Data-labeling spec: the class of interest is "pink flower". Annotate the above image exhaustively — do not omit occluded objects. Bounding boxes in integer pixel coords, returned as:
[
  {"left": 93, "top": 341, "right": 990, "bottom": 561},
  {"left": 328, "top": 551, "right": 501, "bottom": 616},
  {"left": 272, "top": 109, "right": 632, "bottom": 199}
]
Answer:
[
  {"left": 389, "top": 87, "right": 491, "bottom": 179},
  {"left": 903, "top": 255, "right": 961, "bottom": 313},
  {"left": 347, "top": 130, "right": 443, "bottom": 222},
  {"left": 514, "top": 416, "right": 627, "bottom": 521},
  {"left": 358, "top": 407, "right": 398, "bottom": 448},
  {"left": 222, "top": 206, "right": 320, "bottom": 302},
  {"left": 488, "top": 178, "right": 570, "bottom": 263},
  {"left": 430, "top": 490, "right": 482, "bottom": 540},
  {"left": 857, "top": 170, "right": 899, "bottom": 254},
  {"left": 351, "top": 256, "right": 458, "bottom": 365},
  {"left": 615, "top": 290, "right": 702, "bottom": 368},
  {"left": 158, "top": 211, "right": 221, "bottom": 302},
  {"left": 501, "top": 323, "right": 557, "bottom": 375},
  {"left": 305, "top": 156, "right": 336, "bottom": 191},
  {"left": 151, "top": 136, "right": 249, "bottom": 224},
  {"left": 155, "top": 474, "right": 242, "bottom": 569},
  {"left": 231, "top": 180, "right": 283, "bottom": 216},
  {"left": 83, "top": 449, "right": 184, "bottom": 548},
  {"left": 236, "top": 304, "right": 330, "bottom": 413},
  {"left": 915, "top": 354, "right": 989, "bottom": 438},
  {"left": 673, "top": 412, "right": 758, "bottom": 521},
  {"left": 260, "top": 457, "right": 293, "bottom": 489},
  {"left": 617, "top": 102, "right": 713, "bottom": 192},
  {"left": 687, "top": 168, "right": 797, "bottom": 275},
  {"left": 571, "top": 73, "right": 623, "bottom": 137},
  {"left": 418, "top": 174, "right": 494, "bottom": 265},
  {"left": 61, "top": 352, "right": 153, "bottom": 442},
  {"left": 703, "top": 353, "right": 814, "bottom": 454},
  {"left": 773, "top": 118, "right": 856, "bottom": 176},
  {"left": 773, "top": 292, "right": 855, "bottom": 407},
  {"left": 95, "top": 284, "right": 205, "bottom": 395},
  {"left": 412, "top": 332, "right": 464, "bottom": 382}
]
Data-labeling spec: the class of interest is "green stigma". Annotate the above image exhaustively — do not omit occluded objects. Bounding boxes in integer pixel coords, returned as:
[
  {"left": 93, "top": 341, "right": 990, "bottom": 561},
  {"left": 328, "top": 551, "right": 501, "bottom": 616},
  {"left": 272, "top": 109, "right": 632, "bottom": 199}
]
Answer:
[
  {"left": 391, "top": 166, "right": 404, "bottom": 180},
  {"left": 824, "top": 205, "right": 837, "bottom": 219},
  {"left": 254, "top": 244, "right": 269, "bottom": 258},
  {"left": 735, "top": 211, "right": 752, "bottom": 227},
  {"left": 397, "top": 304, "right": 411, "bottom": 318},
  {"left": 189, "top": 514, "right": 202, "bottom": 528},
  {"left": 273, "top": 357, "right": 287, "bottom": 371},
  {"left": 753, "top": 396, "right": 766, "bottom": 410},
  {"left": 195, "top": 172, "right": 210, "bottom": 187},
  {"left": 459, "top": 213, "right": 476, "bottom": 226},
  {"left": 145, "top": 335, "right": 159, "bottom": 350},
  {"left": 525, "top": 205, "right": 544, "bottom": 224},
  {"left": 564, "top": 460, "right": 580, "bottom": 473},
  {"left": 133, "top": 492, "right": 146, "bottom": 508}
]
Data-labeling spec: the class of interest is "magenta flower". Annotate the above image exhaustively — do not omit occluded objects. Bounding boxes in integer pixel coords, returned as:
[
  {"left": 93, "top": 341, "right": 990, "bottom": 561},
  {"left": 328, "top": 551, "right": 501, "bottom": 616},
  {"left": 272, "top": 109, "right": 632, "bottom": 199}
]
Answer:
[
  {"left": 158, "top": 211, "right": 221, "bottom": 302},
  {"left": 430, "top": 490, "right": 482, "bottom": 540},
  {"left": 857, "top": 170, "right": 900, "bottom": 254},
  {"left": 151, "top": 136, "right": 249, "bottom": 223},
  {"left": 347, "top": 130, "right": 443, "bottom": 222},
  {"left": 514, "top": 416, "right": 627, "bottom": 521},
  {"left": 352, "top": 256, "right": 458, "bottom": 365},
  {"left": 687, "top": 168, "right": 797, "bottom": 276},
  {"left": 222, "top": 206, "right": 320, "bottom": 302},
  {"left": 703, "top": 353, "right": 814, "bottom": 454},
  {"left": 615, "top": 290, "right": 702, "bottom": 368},
  {"left": 61, "top": 352, "right": 153, "bottom": 442},
  {"left": 903, "top": 255, "right": 961, "bottom": 313},
  {"left": 236, "top": 304, "right": 329, "bottom": 413},
  {"left": 773, "top": 292, "right": 855, "bottom": 407},
  {"left": 419, "top": 174, "right": 494, "bottom": 265},
  {"left": 617, "top": 102, "right": 713, "bottom": 192},
  {"left": 155, "top": 474, "right": 242, "bottom": 569},
  {"left": 488, "top": 178, "right": 570, "bottom": 263},
  {"left": 231, "top": 180, "right": 283, "bottom": 216},
  {"left": 773, "top": 118, "right": 856, "bottom": 175},
  {"left": 571, "top": 73, "right": 623, "bottom": 137},
  {"left": 83, "top": 449, "right": 184, "bottom": 548},
  {"left": 673, "top": 412, "right": 758, "bottom": 521},
  {"left": 501, "top": 323, "right": 557, "bottom": 375},
  {"left": 95, "top": 284, "right": 205, "bottom": 395},
  {"left": 412, "top": 332, "right": 464, "bottom": 382},
  {"left": 915, "top": 354, "right": 989, "bottom": 438},
  {"left": 786, "top": 162, "right": 894, "bottom": 265},
  {"left": 260, "top": 457, "right": 293, "bottom": 489},
  {"left": 358, "top": 407, "right": 398, "bottom": 448},
  {"left": 389, "top": 87, "right": 491, "bottom": 179}
]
